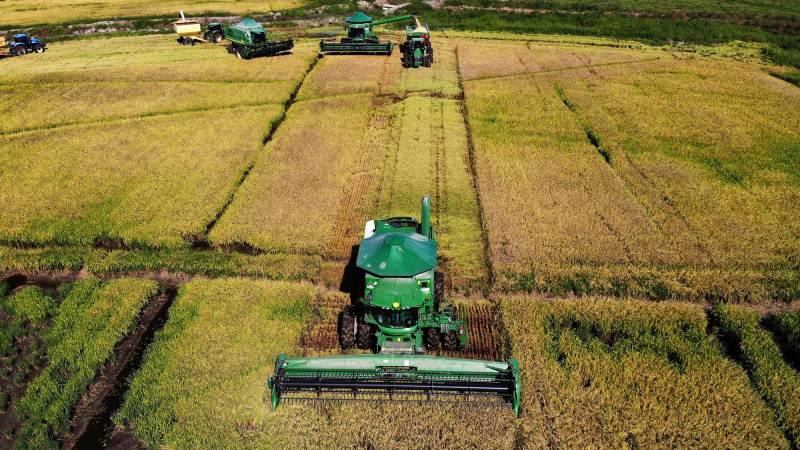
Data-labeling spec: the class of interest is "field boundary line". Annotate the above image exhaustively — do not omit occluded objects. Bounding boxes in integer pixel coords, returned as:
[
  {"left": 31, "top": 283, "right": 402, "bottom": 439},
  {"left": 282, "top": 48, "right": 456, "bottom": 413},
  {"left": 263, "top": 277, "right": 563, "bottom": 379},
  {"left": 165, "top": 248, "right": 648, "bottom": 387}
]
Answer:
[
  {"left": 196, "top": 55, "right": 321, "bottom": 246},
  {"left": 464, "top": 56, "right": 662, "bottom": 83},
  {"left": 0, "top": 102, "right": 287, "bottom": 137},
  {"left": 455, "top": 44, "right": 495, "bottom": 296},
  {"left": 0, "top": 79, "right": 288, "bottom": 86}
]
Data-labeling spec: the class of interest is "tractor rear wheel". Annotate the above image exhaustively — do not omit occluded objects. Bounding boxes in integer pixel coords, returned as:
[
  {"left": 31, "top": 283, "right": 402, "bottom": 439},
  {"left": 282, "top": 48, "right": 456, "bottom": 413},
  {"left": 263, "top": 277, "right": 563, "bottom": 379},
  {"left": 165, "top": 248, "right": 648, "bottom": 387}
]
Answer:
[
  {"left": 434, "top": 271, "right": 445, "bottom": 309},
  {"left": 424, "top": 328, "right": 441, "bottom": 351},
  {"left": 211, "top": 31, "right": 223, "bottom": 43},
  {"left": 339, "top": 308, "right": 357, "bottom": 349},
  {"left": 12, "top": 46, "right": 25, "bottom": 56},
  {"left": 356, "top": 320, "right": 373, "bottom": 350},
  {"left": 442, "top": 331, "right": 459, "bottom": 351}
]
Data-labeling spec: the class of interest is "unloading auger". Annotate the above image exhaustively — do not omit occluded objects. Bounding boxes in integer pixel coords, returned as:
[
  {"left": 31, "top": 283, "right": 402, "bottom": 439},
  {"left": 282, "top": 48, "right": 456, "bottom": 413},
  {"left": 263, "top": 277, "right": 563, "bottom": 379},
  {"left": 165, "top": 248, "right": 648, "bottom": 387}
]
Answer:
[{"left": 268, "top": 196, "right": 521, "bottom": 416}]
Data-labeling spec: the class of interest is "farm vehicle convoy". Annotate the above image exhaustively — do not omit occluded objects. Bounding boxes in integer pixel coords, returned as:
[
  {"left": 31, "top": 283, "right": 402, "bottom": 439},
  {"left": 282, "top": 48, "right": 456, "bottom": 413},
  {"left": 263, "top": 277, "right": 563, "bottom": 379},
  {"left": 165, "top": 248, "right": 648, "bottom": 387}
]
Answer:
[
  {"left": 2, "top": 33, "right": 47, "bottom": 56},
  {"left": 171, "top": 10, "right": 434, "bottom": 66}
]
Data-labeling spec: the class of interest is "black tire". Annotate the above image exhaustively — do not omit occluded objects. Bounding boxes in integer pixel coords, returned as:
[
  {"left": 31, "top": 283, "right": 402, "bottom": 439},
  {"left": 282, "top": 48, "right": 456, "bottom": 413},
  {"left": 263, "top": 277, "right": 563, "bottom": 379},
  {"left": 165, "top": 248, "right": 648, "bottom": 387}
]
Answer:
[
  {"left": 34, "top": 44, "right": 44, "bottom": 53},
  {"left": 187, "top": 39, "right": 195, "bottom": 46},
  {"left": 12, "top": 46, "right": 25, "bottom": 56},
  {"left": 211, "top": 31, "right": 223, "bottom": 44},
  {"left": 424, "top": 328, "right": 441, "bottom": 351},
  {"left": 339, "top": 308, "right": 357, "bottom": 349},
  {"left": 226, "top": 44, "right": 236, "bottom": 54},
  {"left": 356, "top": 321, "right": 373, "bottom": 350},
  {"left": 434, "top": 271, "right": 445, "bottom": 310},
  {"left": 442, "top": 331, "right": 459, "bottom": 351}
]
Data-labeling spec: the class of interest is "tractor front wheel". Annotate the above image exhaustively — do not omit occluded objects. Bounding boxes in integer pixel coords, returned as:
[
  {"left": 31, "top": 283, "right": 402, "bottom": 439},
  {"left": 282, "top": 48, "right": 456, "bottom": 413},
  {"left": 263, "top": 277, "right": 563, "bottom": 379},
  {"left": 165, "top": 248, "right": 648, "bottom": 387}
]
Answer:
[
  {"left": 424, "top": 328, "right": 441, "bottom": 351},
  {"left": 356, "top": 320, "right": 373, "bottom": 350},
  {"left": 442, "top": 331, "right": 459, "bottom": 351},
  {"left": 33, "top": 44, "right": 44, "bottom": 53},
  {"left": 339, "top": 308, "right": 357, "bottom": 349}
]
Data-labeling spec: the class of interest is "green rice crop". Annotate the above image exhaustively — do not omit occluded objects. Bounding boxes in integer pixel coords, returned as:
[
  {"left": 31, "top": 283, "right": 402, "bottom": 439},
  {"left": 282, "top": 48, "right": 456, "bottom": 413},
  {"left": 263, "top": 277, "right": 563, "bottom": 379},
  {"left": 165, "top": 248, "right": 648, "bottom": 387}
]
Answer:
[
  {"left": 712, "top": 304, "right": 800, "bottom": 446},
  {"left": 3, "top": 286, "right": 57, "bottom": 326},
  {"left": 13, "top": 278, "right": 158, "bottom": 448},
  {"left": 502, "top": 297, "right": 788, "bottom": 447},
  {"left": 772, "top": 310, "right": 800, "bottom": 363}
]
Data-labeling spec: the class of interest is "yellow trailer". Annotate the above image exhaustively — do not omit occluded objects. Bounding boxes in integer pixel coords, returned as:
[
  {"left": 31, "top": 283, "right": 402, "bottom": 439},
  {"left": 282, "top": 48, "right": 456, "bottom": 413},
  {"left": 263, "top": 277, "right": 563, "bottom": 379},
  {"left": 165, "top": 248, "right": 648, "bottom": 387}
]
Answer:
[{"left": 173, "top": 10, "right": 222, "bottom": 45}]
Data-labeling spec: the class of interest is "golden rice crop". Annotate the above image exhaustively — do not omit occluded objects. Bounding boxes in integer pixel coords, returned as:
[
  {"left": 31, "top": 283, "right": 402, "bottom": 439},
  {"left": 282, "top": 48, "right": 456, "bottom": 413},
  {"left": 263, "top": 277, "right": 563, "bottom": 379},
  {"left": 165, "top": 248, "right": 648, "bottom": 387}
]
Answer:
[
  {"left": 550, "top": 57, "right": 800, "bottom": 268},
  {"left": 0, "top": 0, "right": 301, "bottom": 27},
  {"left": 501, "top": 296, "right": 788, "bottom": 448},
  {"left": 209, "top": 94, "right": 380, "bottom": 255},
  {"left": 115, "top": 278, "right": 518, "bottom": 449},
  {"left": 0, "top": 81, "right": 296, "bottom": 133},
  {"left": 296, "top": 54, "right": 393, "bottom": 101},
  {"left": 0, "top": 36, "right": 318, "bottom": 83},
  {"left": 455, "top": 38, "right": 657, "bottom": 81},
  {"left": 0, "top": 105, "right": 283, "bottom": 247}
]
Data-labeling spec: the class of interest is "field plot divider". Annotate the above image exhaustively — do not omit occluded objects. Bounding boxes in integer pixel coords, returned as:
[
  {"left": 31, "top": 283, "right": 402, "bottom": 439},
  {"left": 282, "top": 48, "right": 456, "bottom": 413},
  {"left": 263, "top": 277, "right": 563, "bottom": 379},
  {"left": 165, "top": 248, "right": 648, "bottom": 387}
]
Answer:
[
  {"left": 197, "top": 56, "right": 322, "bottom": 247},
  {"left": 464, "top": 56, "right": 663, "bottom": 84},
  {"left": 455, "top": 44, "right": 495, "bottom": 295}
]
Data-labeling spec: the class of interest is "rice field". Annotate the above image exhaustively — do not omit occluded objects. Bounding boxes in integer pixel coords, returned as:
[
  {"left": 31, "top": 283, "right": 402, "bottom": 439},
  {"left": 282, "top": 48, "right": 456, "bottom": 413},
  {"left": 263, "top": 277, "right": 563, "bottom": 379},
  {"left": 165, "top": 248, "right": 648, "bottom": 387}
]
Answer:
[
  {"left": 0, "top": 278, "right": 158, "bottom": 448},
  {"left": 0, "top": 0, "right": 302, "bottom": 27},
  {"left": 459, "top": 37, "right": 800, "bottom": 301},
  {"left": 501, "top": 297, "right": 791, "bottom": 447},
  {"left": 0, "top": 35, "right": 316, "bottom": 248}
]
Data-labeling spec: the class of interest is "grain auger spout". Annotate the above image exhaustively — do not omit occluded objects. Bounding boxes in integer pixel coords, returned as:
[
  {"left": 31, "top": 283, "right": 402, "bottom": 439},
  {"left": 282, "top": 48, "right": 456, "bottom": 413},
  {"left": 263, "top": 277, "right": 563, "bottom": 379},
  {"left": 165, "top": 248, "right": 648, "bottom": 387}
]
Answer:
[{"left": 268, "top": 196, "right": 522, "bottom": 416}]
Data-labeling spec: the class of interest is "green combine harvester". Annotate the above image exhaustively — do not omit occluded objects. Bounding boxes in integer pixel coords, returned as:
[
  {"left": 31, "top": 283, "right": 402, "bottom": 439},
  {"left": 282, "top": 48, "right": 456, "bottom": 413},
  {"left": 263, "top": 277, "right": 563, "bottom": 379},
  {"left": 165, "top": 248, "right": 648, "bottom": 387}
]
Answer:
[
  {"left": 224, "top": 18, "right": 294, "bottom": 59},
  {"left": 400, "top": 17, "right": 433, "bottom": 68},
  {"left": 320, "top": 11, "right": 414, "bottom": 55},
  {"left": 268, "top": 196, "right": 521, "bottom": 415}
]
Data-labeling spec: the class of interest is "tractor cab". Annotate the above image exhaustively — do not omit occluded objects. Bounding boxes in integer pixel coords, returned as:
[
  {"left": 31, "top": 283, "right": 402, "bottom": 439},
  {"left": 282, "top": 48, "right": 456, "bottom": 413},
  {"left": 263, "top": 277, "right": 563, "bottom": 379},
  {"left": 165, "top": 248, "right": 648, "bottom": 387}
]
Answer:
[{"left": 13, "top": 34, "right": 30, "bottom": 45}]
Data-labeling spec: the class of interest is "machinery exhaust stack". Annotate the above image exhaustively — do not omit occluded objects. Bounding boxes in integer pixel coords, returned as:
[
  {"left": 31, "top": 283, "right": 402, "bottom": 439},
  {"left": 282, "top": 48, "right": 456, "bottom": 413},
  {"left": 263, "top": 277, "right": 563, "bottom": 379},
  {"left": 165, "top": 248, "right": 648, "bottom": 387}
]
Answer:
[{"left": 421, "top": 195, "right": 431, "bottom": 238}]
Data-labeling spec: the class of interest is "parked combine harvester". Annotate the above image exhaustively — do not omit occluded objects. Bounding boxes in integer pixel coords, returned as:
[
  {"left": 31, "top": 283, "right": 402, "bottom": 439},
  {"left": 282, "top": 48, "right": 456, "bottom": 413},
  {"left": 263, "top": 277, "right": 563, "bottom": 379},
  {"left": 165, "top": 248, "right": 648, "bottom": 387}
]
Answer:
[
  {"left": 400, "top": 16, "right": 433, "bottom": 68},
  {"left": 320, "top": 11, "right": 415, "bottom": 55},
  {"left": 173, "top": 10, "right": 223, "bottom": 45},
  {"left": 268, "top": 196, "right": 522, "bottom": 416},
  {"left": 224, "top": 18, "right": 294, "bottom": 59}
]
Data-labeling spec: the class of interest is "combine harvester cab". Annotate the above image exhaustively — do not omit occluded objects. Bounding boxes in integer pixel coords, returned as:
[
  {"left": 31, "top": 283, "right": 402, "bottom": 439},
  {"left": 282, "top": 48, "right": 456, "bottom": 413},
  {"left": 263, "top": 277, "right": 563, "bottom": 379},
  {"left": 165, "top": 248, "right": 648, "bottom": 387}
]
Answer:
[
  {"left": 320, "top": 11, "right": 414, "bottom": 55},
  {"left": 224, "top": 18, "right": 294, "bottom": 59},
  {"left": 268, "top": 196, "right": 522, "bottom": 416},
  {"left": 400, "top": 17, "right": 433, "bottom": 68}
]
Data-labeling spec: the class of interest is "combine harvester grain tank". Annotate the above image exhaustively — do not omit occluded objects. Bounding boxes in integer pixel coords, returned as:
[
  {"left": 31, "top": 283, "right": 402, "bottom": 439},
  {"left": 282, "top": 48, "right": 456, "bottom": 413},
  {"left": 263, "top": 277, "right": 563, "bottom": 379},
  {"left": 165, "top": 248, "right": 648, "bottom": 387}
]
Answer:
[{"left": 269, "top": 196, "right": 521, "bottom": 416}]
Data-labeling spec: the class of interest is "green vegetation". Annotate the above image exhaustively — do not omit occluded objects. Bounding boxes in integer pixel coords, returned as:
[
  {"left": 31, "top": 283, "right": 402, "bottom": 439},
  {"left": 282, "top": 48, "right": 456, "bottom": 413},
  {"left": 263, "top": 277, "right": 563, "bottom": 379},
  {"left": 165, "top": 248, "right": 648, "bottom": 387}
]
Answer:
[
  {"left": 772, "top": 310, "right": 800, "bottom": 364},
  {"left": 4, "top": 286, "right": 57, "bottom": 326},
  {"left": 15, "top": 278, "right": 157, "bottom": 448},
  {"left": 712, "top": 304, "right": 800, "bottom": 446},
  {"left": 503, "top": 297, "right": 788, "bottom": 447}
]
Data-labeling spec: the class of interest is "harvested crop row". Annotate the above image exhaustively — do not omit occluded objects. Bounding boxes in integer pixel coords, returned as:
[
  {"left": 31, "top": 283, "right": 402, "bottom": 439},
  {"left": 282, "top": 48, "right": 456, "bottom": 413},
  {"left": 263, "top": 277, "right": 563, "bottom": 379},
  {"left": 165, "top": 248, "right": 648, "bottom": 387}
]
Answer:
[
  {"left": 0, "top": 105, "right": 282, "bottom": 248},
  {"left": 115, "top": 278, "right": 518, "bottom": 449},
  {"left": 0, "top": 278, "right": 158, "bottom": 448},
  {"left": 501, "top": 297, "right": 788, "bottom": 448},
  {"left": 551, "top": 57, "right": 800, "bottom": 269},
  {"left": 384, "top": 38, "right": 462, "bottom": 98},
  {"left": 300, "top": 292, "right": 351, "bottom": 351},
  {"left": 371, "top": 95, "right": 488, "bottom": 292},
  {"left": 712, "top": 304, "right": 800, "bottom": 446},
  {"left": 209, "top": 94, "right": 383, "bottom": 255},
  {"left": 297, "top": 55, "right": 392, "bottom": 101}
]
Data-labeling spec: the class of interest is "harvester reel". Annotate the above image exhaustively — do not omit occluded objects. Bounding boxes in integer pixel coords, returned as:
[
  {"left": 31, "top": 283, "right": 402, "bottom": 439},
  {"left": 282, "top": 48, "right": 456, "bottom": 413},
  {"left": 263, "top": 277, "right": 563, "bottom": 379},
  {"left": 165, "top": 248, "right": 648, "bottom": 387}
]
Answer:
[{"left": 339, "top": 308, "right": 357, "bottom": 349}]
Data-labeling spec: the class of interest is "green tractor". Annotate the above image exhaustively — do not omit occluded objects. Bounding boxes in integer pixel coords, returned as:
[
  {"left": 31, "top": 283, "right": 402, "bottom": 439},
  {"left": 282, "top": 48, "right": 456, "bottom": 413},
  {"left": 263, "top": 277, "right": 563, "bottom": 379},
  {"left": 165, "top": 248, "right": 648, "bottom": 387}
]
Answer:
[
  {"left": 400, "top": 17, "right": 433, "bottom": 68},
  {"left": 341, "top": 196, "right": 464, "bottom": 353},
  {"left": 320, "top": 11, "right": 415, "bottom": 55},
  {"left": 268, "top": 196, "right": 522, "bottom": 415}
]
